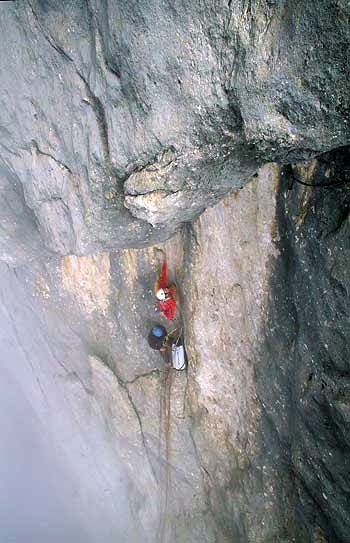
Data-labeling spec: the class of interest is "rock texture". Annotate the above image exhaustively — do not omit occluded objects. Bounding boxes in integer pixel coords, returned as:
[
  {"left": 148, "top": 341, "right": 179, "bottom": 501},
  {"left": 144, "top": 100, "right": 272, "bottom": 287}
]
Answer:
[
  {"left": 0, "top": 1, "right": 349, "bottom": 264},
  {"left": 1, "top": 150, "right": 349, "bottom": 542},
  {"left": 0, "top": 165, "right": 278, "bottom": 542},
  {"left": 1, "top": 2, "right": 350, "bottom": 542},
  {"left": 181, "top": 164, "right": 282, "bottom": 542},
  {"left": 258, "top": 147, "right": 350, "bottom": 543},
  {"left": 0, "top": 262, "right": 148, "bottom": 543}
]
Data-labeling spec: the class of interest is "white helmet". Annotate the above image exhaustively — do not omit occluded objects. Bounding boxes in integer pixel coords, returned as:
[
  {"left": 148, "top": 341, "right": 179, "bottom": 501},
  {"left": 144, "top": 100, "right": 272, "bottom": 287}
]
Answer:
[{"left": 156, "top": 288, "right": 166, "bottom": 301}]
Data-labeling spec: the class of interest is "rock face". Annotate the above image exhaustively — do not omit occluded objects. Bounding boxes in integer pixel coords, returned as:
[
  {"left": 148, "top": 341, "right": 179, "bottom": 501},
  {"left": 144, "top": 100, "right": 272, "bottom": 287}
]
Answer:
[
  {"left": 259, "top": 147, "right": 350, "bottom": 543},
  {"left": 0, "top": 1, "right": 349, "bottom": 264},
  {"left": 181, "top": 147, "right": 350, "bottom": 543},
  {"left": 1, "top": 2, "right": 350, "bottom": 543},
  {"left": 2, "top": 150, "right": 349, "bottom": 542},
  {"left": 181, "top": 164, "right": 282, "bottom": 542}
]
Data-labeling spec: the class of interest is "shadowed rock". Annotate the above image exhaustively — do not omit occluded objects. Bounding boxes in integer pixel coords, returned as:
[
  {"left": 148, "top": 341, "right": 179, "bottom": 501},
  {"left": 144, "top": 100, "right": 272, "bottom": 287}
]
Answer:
[{"left": 0, "top": 0, "right": 349, "bottom": 263}]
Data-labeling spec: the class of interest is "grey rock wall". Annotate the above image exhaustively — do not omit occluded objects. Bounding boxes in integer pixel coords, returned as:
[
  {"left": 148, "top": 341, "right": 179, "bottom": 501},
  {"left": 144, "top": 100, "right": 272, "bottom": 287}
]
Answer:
[
  {"left": 258, "top": 147, "right": 350, "bottom": 543},
  {"left": 0, "top": 262, "right": 149, "bottom": 543},
  {"left": 2, "top": 165, "right": 281, "bottom": 542},
  {"left": 181, "top": 164, "right": 280, "bottom": 542},
  {"left": 1, "top": 0, "right": 349, "bottom": 264},
  {"left": 1, "top": 150, "right": 349, "bottom": 542},
  {"left": 0, "top": 1, "right": 349, "bottom": 542}
]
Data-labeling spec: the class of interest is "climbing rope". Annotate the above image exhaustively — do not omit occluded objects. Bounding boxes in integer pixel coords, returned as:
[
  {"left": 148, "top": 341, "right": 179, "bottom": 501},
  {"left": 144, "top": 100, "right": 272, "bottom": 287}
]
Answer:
[
  {"left": 292, "top": 176, "right": 350, "bottom": 188},
  {"left": 158, "top": 349, "right": 173, "bottom": 543},
  {"left": 155, "top": 262, "right": 185, "bottom": 541}
]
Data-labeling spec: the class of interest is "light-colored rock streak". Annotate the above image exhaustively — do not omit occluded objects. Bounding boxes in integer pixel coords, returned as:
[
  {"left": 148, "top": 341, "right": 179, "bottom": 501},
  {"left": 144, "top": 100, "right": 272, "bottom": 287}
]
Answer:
[
  {"left": 185, "top": 163, "right": 279, "bottom": 458},
  {"left": 61, "top": 253, "right": 111, "bottom": 315}
]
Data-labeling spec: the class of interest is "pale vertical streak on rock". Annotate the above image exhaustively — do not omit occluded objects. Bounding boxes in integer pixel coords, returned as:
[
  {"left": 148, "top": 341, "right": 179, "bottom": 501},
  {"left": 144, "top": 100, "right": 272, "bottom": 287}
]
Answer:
[
  {"left": 60, "top": 253, "right": 111, "bottom": 315},
  {"left": 119, "top": 249, "right": 138, "bottom": 290},
  {"left": 185, "top": 163, "right": 279, "bottom": 458}
]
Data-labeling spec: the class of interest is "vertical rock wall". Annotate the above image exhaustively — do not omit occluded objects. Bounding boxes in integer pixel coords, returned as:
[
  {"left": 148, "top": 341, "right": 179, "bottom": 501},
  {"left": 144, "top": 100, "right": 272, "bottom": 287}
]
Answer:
[
  {"left": 1, "top": 1, "right": 349, "bottom": 264},
  {"left": 1, "top": 148, "right": 349, "bottom": 542},
  {"left": 257, "top": 147, "right": 350, "bottom": 543},
  {"left": 181, "top": 164, "right": 292, "bottom": 542}
]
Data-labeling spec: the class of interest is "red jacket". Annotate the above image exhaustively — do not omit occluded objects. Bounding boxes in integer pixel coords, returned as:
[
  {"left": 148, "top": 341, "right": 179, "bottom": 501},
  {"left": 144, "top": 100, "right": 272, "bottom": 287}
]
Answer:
[
  {"left": 156, "top": 260, "right": 176, "bottom": 320},
  {"left": 158, "top": 296, "right": 176, "bottom": 320}
]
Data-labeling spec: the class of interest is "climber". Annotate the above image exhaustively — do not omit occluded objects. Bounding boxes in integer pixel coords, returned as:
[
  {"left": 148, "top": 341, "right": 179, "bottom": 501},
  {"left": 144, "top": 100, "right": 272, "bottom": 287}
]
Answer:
[
  {"left": 154, "top": 256, "right": 177, "bottom": 321},
  {"left": 147, "top": 324, "right": 186, "bottom": 370},
  {"left": 147, "top": 324, "right": 168, "bottom": 352}
]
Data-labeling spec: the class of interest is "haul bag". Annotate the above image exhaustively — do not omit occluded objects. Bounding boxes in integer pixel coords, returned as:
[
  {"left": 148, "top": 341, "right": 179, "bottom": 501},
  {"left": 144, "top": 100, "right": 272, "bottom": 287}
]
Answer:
[{"left": 171, "top": 344, "right": 186, "bottom": 371}]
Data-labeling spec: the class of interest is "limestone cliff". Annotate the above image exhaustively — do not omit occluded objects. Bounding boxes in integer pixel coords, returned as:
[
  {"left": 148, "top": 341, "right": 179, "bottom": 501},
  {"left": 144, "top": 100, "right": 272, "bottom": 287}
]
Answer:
[
  {"left": 0, "top": 2, "right": 349, "bottom": 543},
  {"left": 2, "top": 151, "right": 349, "bottom": 542},
  {"left": 1, "top": 0, "right": 349, "bottom": 264}
]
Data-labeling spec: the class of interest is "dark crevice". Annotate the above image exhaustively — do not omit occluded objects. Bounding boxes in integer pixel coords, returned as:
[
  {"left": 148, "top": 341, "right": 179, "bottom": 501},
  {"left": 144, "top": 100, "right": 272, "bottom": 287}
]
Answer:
[
  {"left": 26, "top": 1, "right": 74, "bottom": 63},
  {"left": 31, "top": 140, "right": 73, "bottom": 175},
  {"left": 88, "top": 348, "right": 158, "bottom": 481},
  {"left": 257, "top": 147, "right": 350, "bottom": 542},
  {"left": 76, "top": 71, "right": 111, "bottom": 166},
  {"left": 126, "top": 368, "right": 160, "bottom": 385},
  {"left": 285, "top": 163, "right": 350, "bottom": 189},
  {"left": 86, "top": 0, "right": 121, "bottom": 80},
  {"left": 326, "top": 206, "right": 349, "bottom": 236},
  {"left": 27, "top": 2, "right": 112, "bottom": 173},
  {"left": 125, "top": 188, "right": 182, "bottom": 198}
]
